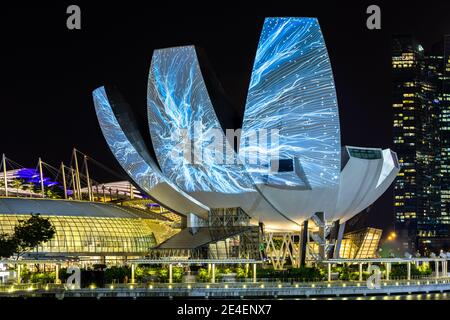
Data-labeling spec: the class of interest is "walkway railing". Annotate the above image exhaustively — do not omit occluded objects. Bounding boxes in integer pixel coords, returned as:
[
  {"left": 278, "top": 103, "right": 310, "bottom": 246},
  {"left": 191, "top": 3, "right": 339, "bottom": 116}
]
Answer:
[{"left": 1, "top": 277, "right": 450, "bottom": 292}]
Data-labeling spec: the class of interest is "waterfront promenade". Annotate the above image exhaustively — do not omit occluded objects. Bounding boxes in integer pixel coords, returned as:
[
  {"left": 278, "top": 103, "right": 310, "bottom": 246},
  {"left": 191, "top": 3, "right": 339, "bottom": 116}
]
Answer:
[{"left": 2, "top": 277, "right": 450, "bottom": 299}]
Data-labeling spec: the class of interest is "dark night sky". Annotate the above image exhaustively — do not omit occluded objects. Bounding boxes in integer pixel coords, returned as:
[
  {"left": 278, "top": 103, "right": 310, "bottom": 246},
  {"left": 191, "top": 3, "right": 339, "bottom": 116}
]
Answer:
[{"left": 1, "top": 1, "right": 450, "bottom": 232}]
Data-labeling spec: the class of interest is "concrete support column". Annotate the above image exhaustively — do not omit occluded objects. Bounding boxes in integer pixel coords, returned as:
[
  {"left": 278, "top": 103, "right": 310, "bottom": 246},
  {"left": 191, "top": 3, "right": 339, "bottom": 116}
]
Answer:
[
  {"left": 16, "top": 264, "right": 22, "bottom": 284},
  {"left": 386, "top": 263, "right": 391, "bottom": 280},
  {"left": 327, "top": 263, "right": 332, "bottom": 282},
  {"left": 359, "top": 263, "right": 363, "bottom": 282},
  {"left": 253, "top": 263, "right": 257, "bottom": 283},
  {"left": 131, "top": 264, "right": 135, "bottom": 284},
  {"left": 316, "top": 212, "right": 325, "bottom": 259},
  {"left": 445, "top": 261, "right": 448, "bottom": 277},
  {"left": 435, "top": 260, "right": 439, "bottom": 279},
  {"left": 296, "top": 232, "right": 301, "bottom": 268},
  {"left": 245, "top": 263, "right": 249, "bottom": 277},
  {"left": 211, "top": 264, "right": 216, "bottom": 283},
  {"left": 300, "top": 220, "right": 308, "bottom": 266},
  {"left": 169, "top": 264, "right": 173, "bottom": 284},
  {"left": 207, "top": 263, "right": 211, "bottom": 276},
  {"left": 443, "top": 261, "right": 446, "bottom": 278},
  {"left": 444, "top": 260, "right": 448, "bottom": 277},
  {"left": 443, "top": 261, "right": 446, "bottom": 277},
  {"left": 333, "top": 221, "right": 346, "bottom": 259},
  {"left": 55, "top": 264, "right": 61, "bottom": 284},
  {"left": 407, "top": 262, "right": 411, "bottom": 281}
]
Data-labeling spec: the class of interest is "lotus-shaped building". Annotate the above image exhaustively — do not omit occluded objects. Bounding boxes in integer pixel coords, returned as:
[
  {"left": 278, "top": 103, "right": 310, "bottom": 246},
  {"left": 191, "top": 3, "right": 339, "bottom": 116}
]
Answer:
[{"left": 93, "top": 17, "right": 399, "bottom": 234}]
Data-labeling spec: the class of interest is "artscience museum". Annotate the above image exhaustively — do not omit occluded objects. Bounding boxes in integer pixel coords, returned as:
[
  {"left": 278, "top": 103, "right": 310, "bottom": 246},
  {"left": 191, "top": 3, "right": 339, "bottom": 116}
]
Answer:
[{"left": 93, "top": 17, "right": 399, "bottom": 263}]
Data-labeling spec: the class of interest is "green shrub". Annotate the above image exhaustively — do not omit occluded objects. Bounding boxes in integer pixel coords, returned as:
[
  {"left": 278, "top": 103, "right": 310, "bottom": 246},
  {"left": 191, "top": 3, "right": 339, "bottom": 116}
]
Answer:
[
  {"left": 197, "top": 268, "right": 210, "bottom": 282},
  {"left": 20, "top": 268, "right": 32, "bottom": 283},
  {"left": 104, "top": 266, "right": 131, "bottom": 283},
  {"left": 134, "top": 266, "right": 159, "bottom": 282},
  {"left": 254, "top": 266, "right": 322, "bottom": 281},
  {"left": 235, "top": 266, "right": 247, "bottom": 279},
  {"left": 31, "top": 272, "right": 56, "bottom": 283},
  {"left": 390, "top": 263, "right": 431, "bottom": 278},
  {"left": 289, "top": 267, "right": 322, "bottom": 281},
  {"left": 20, "top": 268, "right": 56, "bottom": 284},
  {"left": 334, "top": 265, "right": 373, "bottom": 281},
  {"left": 135, "top": 266, "right": 144, "bottom": 280},
  {"left": 390, "top": 264, "right": 408, "bottom": 278},
  {"left": 417, "top": 263, "right": 432, "bottom": 276},
  {"left": 223, "top": 267, "right": 234, "bottom": 275},
  {"left": 172, "top": 267, "right": 183, "bottom": 283}
]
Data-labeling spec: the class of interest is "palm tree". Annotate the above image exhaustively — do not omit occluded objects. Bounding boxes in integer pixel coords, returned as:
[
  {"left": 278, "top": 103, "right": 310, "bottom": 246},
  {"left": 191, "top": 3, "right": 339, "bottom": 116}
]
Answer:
[{"left": 10, "top": 179, "right": 23, "bottom": 197}]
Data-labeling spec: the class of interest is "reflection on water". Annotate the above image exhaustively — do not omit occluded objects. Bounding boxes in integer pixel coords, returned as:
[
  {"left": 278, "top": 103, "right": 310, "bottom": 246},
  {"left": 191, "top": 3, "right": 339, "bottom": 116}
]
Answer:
[{"left": 286, "top": 292, "right": 450, "bottom": 300}]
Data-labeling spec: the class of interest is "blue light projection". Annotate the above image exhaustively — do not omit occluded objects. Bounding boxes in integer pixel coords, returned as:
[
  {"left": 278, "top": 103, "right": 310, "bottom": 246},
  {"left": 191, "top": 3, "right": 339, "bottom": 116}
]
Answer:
[
  {"left": 93, "top": 86, "right": 209, "bottom": 216},
  {"left": 93, "top": 87, "right": 162, "bottom": 192},
  {"left": 240, "top": 17, "right": 341, "bottom": 189},
  {"left": 147, "top": 46, "right": 254, "bottom": 194},
  {"left": 16, "top": 168, "right": 62, "bottom": 188}
]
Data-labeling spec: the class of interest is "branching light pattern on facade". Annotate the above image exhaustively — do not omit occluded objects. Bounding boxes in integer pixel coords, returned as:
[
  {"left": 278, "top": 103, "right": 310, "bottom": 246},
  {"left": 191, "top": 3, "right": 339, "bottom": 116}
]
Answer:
[
  {"left": 147, "top": 46, "right": 253, "bottom": 194},
  {"left": 94, "top": 86, "right": 210, "bottom": 216},
  {"left": 240, "top": 17, "right": 341, "bottom": 189},
  {"left": 93, "top": 87, "right": 162, "bottom": 192}
]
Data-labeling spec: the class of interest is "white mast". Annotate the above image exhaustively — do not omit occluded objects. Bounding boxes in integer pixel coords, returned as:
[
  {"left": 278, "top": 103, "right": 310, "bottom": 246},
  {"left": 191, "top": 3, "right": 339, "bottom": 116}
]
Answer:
[
  {"left": 84, "top": 155, "right": 92, "bottom": 201},
  {"left": 61, "top": 162, "right": 67, "bottom": 199},
  {"left": 73, "top": 148, "right": 82, "bottom": 200},
  {"left": 70, "top": 167, "right": 77, "bottom": 200},
  {"left": 2, "top": 154, "right": 8, "bottom": 197},
  {"left": 38, "top": 157, "right": 45, "bottom": 198}
]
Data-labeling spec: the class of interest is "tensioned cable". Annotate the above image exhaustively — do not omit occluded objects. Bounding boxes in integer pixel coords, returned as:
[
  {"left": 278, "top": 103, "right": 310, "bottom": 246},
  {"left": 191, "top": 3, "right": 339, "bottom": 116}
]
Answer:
[
  {"left": 73, "top": 148, "right": 126, "bottom": 181},
  {"left": 50, "top": 161, "right": 100, "bottom": 188},
  {"left": 5, "top": 157, "right": 25, "bottom": 170}
]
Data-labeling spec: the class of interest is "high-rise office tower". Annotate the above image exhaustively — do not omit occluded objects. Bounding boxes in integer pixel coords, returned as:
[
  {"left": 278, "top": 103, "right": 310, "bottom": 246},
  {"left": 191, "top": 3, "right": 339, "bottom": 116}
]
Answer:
[
  {"left": 438, "top": 36, "right": 450, "bottom": 229},
  {"left": 392, "top": 36, "right": 439, "bottom": 253},
  {"left": 393, "top": 35, "right": 449, "bottom": 253}
]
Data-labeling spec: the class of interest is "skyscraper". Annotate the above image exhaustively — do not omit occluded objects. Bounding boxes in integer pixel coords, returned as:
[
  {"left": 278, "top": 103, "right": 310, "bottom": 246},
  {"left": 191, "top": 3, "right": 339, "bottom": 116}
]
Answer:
[
  {"left": 393, "top": 35, "right": 450, "bottom": 253},
  {"left": 438, "top": 36, "right": 450, "bottom": 229}
]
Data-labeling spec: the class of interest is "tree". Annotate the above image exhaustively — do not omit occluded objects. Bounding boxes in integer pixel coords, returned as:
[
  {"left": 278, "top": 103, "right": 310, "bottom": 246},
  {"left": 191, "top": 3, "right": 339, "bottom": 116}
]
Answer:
[
  {"left": 46, "top": 185, "right": 64, "bottom": 199},
  {"left": 0, "top": 214, "right": 56, "bottom": 259},
  {"left": 104, "top": 266, "right": 131, "bottom": 283},
  {"left": 13, "top": 214, "right": 56, "bottom": 257},
  {"left": 10, "top": 178, "right": 24, "bottom": 195},
  {"left": 0, "top": 233, "right": 17, "bottom": 258}
]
